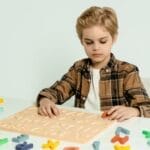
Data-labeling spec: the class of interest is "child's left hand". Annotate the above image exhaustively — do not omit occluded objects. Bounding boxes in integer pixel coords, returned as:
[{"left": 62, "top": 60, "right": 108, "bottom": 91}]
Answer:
[{"left": 107, "top": 106, "right": 140, "bottom": 122}]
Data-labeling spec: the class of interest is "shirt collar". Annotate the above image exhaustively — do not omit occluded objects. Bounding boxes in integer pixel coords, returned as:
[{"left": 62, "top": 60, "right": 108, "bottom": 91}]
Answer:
[
  {"left": 86, "top": 53, "right": 116, "bottom": 70},
  {"left": 106, "top": 53, "right": 117, "bottom": 68}
]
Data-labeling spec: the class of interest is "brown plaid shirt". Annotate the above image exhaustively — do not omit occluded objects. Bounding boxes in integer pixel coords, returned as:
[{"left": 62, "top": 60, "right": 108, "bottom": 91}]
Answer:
[{"left": 37, "top": 53, "right": 150, "bottom": 117}]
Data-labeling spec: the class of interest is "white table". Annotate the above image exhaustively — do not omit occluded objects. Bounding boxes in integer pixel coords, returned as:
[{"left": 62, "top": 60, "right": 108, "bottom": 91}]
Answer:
[{"left": 0, "top": 98, "right": 150, "bottom": 150}]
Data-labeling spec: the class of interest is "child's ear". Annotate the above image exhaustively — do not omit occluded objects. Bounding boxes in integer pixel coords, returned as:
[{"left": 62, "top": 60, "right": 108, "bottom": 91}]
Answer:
[{"left": 113, "top": 34, "right": 118, "bottom": 44}]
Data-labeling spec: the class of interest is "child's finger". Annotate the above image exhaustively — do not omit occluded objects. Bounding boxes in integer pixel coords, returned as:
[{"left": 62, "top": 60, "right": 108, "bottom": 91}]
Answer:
[
  {"left": 41, "top": 106, "right": 49, "bottom": 116},
  {"left": 117, "top": 115, "right": 128, "bottom": 122},
  {"left": 46, "top": 106, "right": 55, "bottom": 118},
  {"left": 108, "top": 111, "right": 118, "bottom": 120},
  {"left": 52, "top": 106, "right": 60, "bottom": 116},
  {"left": 38, "top": 107, "right": 47, "bottom": 116},
  {"left": 107, "top": 106, "right": 118, "bottom": 115}
]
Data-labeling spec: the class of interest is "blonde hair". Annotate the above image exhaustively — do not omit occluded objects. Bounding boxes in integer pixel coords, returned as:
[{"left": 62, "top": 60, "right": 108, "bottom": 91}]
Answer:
[{"left": 76, "top": 6, "right": 118, "bottom": 41}]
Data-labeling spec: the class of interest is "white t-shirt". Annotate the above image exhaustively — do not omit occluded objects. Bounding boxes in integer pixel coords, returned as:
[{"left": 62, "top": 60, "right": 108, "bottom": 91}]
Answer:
[{"left": 85, "top": 68, "right": 101, "bottom": 113}]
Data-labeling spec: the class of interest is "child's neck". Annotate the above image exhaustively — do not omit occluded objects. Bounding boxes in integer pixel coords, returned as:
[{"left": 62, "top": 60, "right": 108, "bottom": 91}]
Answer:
[{"left": 92, "top": 55, "right": 110, "bottom": 69}]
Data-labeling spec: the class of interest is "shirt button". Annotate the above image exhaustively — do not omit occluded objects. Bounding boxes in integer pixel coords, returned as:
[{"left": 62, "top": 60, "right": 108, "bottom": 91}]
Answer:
[
  {"left": 106, "top": 69, "right": 109, "bottom": 73},
  {"left": 82, "top": 96, "right": 86, "bottom": 101}
]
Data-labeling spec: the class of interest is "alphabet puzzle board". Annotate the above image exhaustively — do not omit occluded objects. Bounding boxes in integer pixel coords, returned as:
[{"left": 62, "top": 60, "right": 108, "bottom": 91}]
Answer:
[{"left": 0, "top": 106, "right": 114, "bottom": 143}]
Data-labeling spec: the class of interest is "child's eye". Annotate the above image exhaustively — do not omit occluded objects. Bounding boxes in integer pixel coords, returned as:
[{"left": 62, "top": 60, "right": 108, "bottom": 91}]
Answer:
[
  {"left": 85, "top": 42, "right": 93, "bottom": 45},
  {"left": 100, "top": 40, "right": 107, "bottom": 44}
]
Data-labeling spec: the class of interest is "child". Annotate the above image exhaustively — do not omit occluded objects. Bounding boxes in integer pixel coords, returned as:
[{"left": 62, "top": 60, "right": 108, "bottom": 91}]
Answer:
[{"left": 37, "top": 6, "right": 150, "bottom": 121}]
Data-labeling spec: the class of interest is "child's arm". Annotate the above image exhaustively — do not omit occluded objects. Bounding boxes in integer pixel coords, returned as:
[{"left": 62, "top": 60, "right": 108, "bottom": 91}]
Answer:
[
  {"left": 105, "top": 65, "right": 150, "bottom": 121},
  {"left": 36, "top": 63, "right": 77, "bottom": 111},
  {"left": 122, "top": 65, "right": 150, "bottom": 118}
]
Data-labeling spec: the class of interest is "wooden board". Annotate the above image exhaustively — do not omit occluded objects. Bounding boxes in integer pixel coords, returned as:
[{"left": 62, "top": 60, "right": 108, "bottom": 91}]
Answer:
[{"left": 0, "top": 106, "right": 114, "bottom": 143}]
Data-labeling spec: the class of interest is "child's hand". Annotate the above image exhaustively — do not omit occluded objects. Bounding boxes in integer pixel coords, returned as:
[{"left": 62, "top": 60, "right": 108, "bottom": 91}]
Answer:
[
  {"left": 38, "top": 97, "right": 60, "bottom": 118},
  {"left": 107, "top": 106, "right": 140, "bottom": 122}
]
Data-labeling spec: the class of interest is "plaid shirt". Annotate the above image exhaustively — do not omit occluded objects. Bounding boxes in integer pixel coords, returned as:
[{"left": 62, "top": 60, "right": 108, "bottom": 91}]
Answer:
[{"left": 37, "top": 53, "right": 150, "bottom": 117}]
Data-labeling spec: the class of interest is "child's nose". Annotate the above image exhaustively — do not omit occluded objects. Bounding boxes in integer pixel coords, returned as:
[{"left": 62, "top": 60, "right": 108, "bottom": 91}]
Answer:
[{"left": 93, "top": 43, "right": 100, "bottom": 51}]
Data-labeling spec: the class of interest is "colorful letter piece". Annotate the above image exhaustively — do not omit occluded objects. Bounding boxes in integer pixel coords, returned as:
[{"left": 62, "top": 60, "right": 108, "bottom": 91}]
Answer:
[
  {"left": 12, "top": 134, "right": 29, "bottom": 143},
  {"left": 114, "top": 144, "right": 131, "bottom": 150},
  {"left": 15, "top": 141, "right": 33, "bottom": 150},
  {"left": 111, "top": 135, "right": 129, "bottom": 144},
  {"left": 111, "top": 127, "right": 130, "bottom": 144},
  {"left": 101, "top": 111, "right": 109, "bottom": 118},
  {"left": 115, "top": 127, "right": 130, "bottom": 135},
  {"left": 0, "top": 107, "right": 4, "bottom": 112},
  {"left": 42, "top": 139, "right": 60, "bottom": 150},
  {"left": 147, "top": 140, "right": 150, "bottom": 146},
  {"left": 0, "top": 98, "right": 4, "bottom": 104},
  {"left": 92, "top": 141, "right": 100, "bottom": 150},
  {"left": 0, "top": 138, "right": 8, "bottom": 145},
  {"left": 63, "top": 146, "right": 80, "bottom": 150},
  {"left": 142, "top": 130, "right": 150, "bottom": 138}
]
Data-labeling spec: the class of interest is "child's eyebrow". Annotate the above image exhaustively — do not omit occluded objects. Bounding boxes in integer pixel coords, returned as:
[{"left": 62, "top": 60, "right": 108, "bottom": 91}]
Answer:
[
  {"left": 84, "top": 36, "right": 108, "bottom": 41},
  {"left": 84, "top": 38, "right": 93, "bottom": 41}
]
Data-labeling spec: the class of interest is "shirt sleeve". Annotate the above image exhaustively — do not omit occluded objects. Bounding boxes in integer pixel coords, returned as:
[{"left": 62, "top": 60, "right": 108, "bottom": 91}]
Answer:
[
  {"left": 36, "top": 64, "right": 77, "bottom": 106},
  {"left": 123, "top": 66, "right": 150, "bottom": 117}
]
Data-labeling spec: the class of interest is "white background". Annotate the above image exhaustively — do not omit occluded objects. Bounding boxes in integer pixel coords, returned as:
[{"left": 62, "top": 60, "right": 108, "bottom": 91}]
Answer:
[{"left": 0, "top": 0, "right": 150, "bottom": 102}]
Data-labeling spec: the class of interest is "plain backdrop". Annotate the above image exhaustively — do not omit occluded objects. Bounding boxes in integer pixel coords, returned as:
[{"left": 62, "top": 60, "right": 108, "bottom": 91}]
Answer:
[{"left": 0, "top": 0, "right": 150, "bottom": 102}]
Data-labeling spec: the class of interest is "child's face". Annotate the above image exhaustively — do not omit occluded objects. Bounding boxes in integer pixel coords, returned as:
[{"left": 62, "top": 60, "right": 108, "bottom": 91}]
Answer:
[{"left": 81, "top": 25, "right": 116, "bottom": 68}]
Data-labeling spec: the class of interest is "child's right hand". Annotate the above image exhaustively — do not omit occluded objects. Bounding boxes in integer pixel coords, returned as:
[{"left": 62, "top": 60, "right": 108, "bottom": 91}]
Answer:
[{"left": 38, "top": 97, "right": 60, "bottom": 118}]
